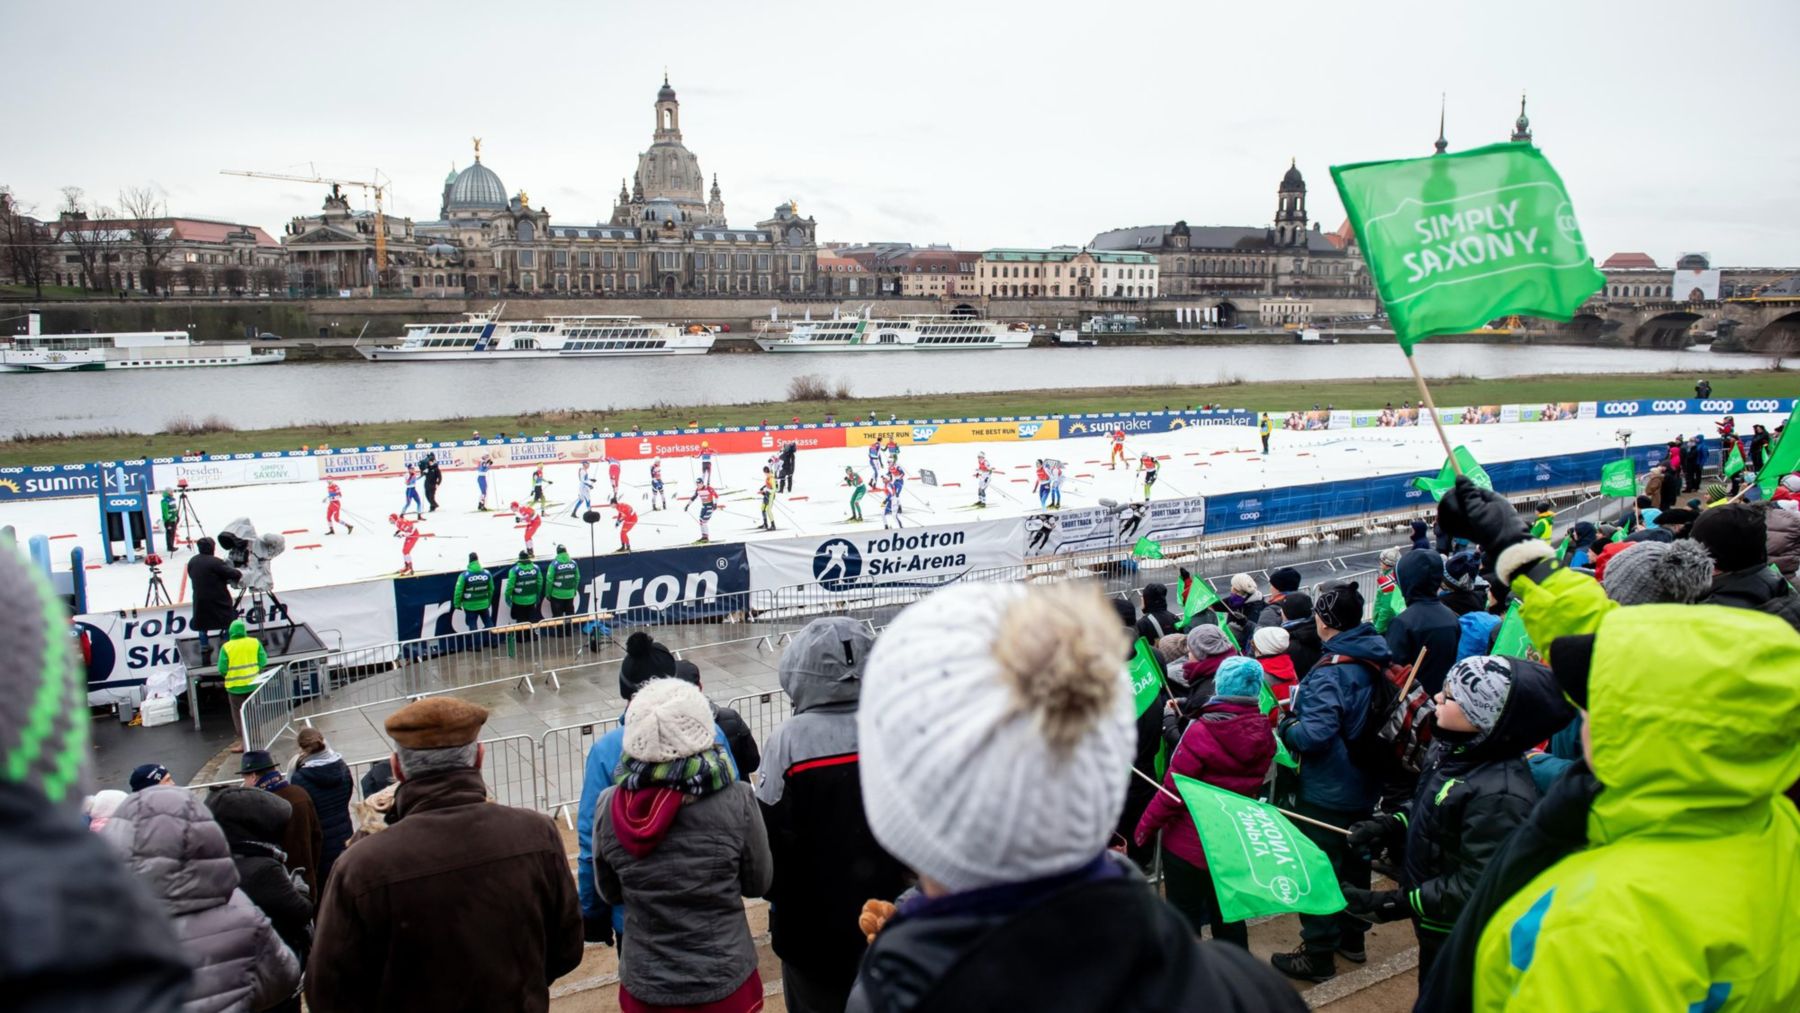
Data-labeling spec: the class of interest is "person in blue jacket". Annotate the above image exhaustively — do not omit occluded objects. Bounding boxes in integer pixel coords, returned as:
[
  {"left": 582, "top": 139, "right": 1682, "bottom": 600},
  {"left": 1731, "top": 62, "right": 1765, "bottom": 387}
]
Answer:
[
  {"left": 1272, "top": 582, "right": 1391, "bottom": 984},
  {"left": 575, "top": 638, "right": 739, "bottom": 947}
]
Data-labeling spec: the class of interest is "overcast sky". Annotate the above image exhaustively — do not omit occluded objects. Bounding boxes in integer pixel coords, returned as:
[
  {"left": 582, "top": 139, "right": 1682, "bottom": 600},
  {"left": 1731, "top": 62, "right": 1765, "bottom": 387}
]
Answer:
[{"left": 7, "top": 0, "right": 1796, "bottom": 265}]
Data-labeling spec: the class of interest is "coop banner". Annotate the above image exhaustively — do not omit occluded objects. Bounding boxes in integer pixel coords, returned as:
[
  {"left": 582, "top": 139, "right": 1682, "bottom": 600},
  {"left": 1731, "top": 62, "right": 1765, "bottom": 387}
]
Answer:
[
  {"left": 77, "top": 578, "right": 398, "bottom": 706},
  {"left": 747, "top": 518, "right": 1024, "bottom": 607},
  {"left": 152, "top": 455, "right": 320, "bottom": 490},
  {"left": 1024, "top": 496, "right": 1207, "bottom": 557},
  {"left": 391, "top": 542, "right": 749, "bottom": 640}
]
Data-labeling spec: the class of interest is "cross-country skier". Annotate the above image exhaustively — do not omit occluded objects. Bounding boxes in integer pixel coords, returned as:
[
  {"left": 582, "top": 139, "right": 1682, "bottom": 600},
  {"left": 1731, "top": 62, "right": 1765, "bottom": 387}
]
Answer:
[
  {"left": 694, "top": 487, "right": 722, "bottom": 543},
  {"left": 1140, "top": 453, "right": 1160, "bottom": 500},
  {"left": 402, "top": 466, "right": 424, "bottom": 518},
  {"left": 975, "top": 452, "right": 994, "bottom": 508},
  {"left": 569, "top": 467, "right": 596, "bottom": 519},
  {"left": 324, "top": 481, "right": 352, "bottom": 534},
  {"left": 648, "top": 458, "right": 667, "bottom": 510},
  {"left": 885, "top": 436, "right": 901, "bottom": 469},
  {"left": 889, "top": 464, "right": 906, "bottom": 515},
  {"left": 867, "top": 436, "right": 883, "bottom": 484},
  {"left": 613, "top": 499, "right": 637, "bottom": 551},
  {"left": 1109, "top": 428, "right": 1128, "bottom": 469},
  {"left": 1034, "top": 459, "right": 1050, "bottom": 507},
  {"left": 685, "top": 477, "right": 716, "bottom": 512},
  {"left": 606, "top": 455, "right": 622, "bottom": 502},
  {"left": 390, "top": 513, "right": 420, "bottom": 575},
  {"left": 1048, "top": 460, "right": 1064, "bottom": 510},
  {"left": 759, "top": 467, "right": 777, "bottom": 531},
  {"left": 510, "top": 501, "right": 542, "bottom": 556},
  {"left": 882, "top": 476, "right": 905, "bottom": 529},
  {"left": 698, "top": 441, "right": 714, "bottom": 484},
  {"left": 529, "top": 466, "right": 549, "bottom": 506},
  {"left": 844, "top": 466, "right": 866, "bottom": 521},
  {"left": 475, "top": 454, "right": 493, "bottom": 511}
]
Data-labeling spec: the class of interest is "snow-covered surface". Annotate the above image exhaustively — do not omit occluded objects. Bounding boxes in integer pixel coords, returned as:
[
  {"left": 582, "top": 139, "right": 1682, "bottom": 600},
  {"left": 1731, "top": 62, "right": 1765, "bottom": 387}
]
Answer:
[{"left": 7, "top": 410, "right": 1773, "bottom": 613}]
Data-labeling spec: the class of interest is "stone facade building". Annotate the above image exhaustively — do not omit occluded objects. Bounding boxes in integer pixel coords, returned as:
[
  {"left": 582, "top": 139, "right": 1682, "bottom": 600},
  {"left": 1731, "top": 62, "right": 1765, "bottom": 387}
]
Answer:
[
  {"left": 282, "top": 76, "right": 820, "bottom": 298},
  {"left": 49, "top": 213, "right": 283, "bottom": 294},
  {"left": 1089, "top": 161, "right": 1373, "bottom": 323},
  {"left": 975, "top": 248, "right": 1158, "bottom": 298},
  {"left": 895, "top": 249, "right": 980, "bottom": 297}
]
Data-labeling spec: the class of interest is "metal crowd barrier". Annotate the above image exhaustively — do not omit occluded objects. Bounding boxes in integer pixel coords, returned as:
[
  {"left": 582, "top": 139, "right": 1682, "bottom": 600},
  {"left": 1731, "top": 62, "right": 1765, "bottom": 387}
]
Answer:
[
  {"left": 539, "top": 718, "right": 619, "bottom": 825},
  {"left": 720, "top": 691, "right": 795, "bottom": 754}
]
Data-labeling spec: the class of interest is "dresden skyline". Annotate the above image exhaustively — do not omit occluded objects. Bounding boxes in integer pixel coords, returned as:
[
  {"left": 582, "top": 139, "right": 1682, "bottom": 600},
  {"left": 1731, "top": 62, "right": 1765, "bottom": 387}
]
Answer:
[{"left": 6, "top": 0, "right": 1796, "bottom": 265}]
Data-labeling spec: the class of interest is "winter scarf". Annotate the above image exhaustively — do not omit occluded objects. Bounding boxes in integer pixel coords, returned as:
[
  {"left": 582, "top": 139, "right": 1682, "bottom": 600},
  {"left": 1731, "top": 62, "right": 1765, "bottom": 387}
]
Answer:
[
  {"left": 610, "top": 744, "right": 735, "bottom": 858},
  {"left": 253, "top": 769, "right": 290, "bottom": 794},
  {"left": 300, "top": 748, "right": 344, "bottom": 769}
]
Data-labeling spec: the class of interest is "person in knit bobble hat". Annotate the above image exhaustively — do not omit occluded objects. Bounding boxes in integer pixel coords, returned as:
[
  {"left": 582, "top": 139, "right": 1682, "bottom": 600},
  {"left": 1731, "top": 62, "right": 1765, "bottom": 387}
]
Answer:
[
  {"left": 0, "top": 548, "right": 191, "bottom": 1013},
  {"left": 1134, "top": 655, "right": 1277, "bottom": 948},
  {"left": 595, "top": 679, "right": 772, "bottom": 1013},
  {"left": 847, "top": 582, "right": 1305, "bottom": 1013}
]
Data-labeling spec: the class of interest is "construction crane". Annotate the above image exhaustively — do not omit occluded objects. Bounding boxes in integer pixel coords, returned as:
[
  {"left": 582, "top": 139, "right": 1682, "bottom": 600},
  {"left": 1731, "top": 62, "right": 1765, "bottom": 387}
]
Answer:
[{"left": 221, "top": 167, "right": 390, "bottom": 281}]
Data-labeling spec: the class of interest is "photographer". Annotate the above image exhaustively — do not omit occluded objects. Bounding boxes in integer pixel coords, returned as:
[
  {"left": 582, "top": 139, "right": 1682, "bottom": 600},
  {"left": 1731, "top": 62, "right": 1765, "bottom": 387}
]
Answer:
[{"left": 186, "top": 536, "right": 241, "bottom": 660}]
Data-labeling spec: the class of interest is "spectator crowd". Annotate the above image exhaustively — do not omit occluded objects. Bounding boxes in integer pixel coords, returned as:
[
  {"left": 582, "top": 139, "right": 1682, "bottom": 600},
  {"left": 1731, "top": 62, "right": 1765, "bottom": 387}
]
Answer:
[{"left": 4, "top": 439, "right": 1799, "bottom": 1013}]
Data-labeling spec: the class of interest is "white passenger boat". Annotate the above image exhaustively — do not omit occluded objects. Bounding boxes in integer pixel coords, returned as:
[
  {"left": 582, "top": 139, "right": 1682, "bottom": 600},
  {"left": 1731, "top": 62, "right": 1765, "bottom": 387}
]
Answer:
[
  {"left": 0, "top": 312, "right": 284, "bottom": 372},
  {"left": 359, "top": 306, "right": 715, "bottom": 361},
  {"left": 754, "top": 315, "right": 1033, "bottom": 352}
]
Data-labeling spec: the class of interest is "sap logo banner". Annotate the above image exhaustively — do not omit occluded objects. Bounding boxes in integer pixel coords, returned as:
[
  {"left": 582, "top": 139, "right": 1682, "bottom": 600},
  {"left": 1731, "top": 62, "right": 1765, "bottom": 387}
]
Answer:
[
  {"left": 393, "top": 543, "right": 749, "bottom": 640},
  {"left": 1018, "top": 422, "right": 1045, "bottom": 439},
  {"left": 747, "top": 518, "right": 1025, "bottom": 607},
  {"left": 911, "top": 426, "right": 939, "bottom": 442}
]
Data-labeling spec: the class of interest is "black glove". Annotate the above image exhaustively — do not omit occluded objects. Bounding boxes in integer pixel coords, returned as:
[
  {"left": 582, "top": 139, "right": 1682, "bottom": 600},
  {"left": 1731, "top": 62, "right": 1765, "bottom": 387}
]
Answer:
[
  {"left": 1341, "top": 886, "right": 1410, "bottom": 923},
  {"left": 583, "top": 913, "right": 615, "bottom": 947},
  {"left": 1437, "top": 477, "right": 1530, "bottom": 558},
  {"left": 1345, "top": 816, "right": 1397, "bottom": 858}
]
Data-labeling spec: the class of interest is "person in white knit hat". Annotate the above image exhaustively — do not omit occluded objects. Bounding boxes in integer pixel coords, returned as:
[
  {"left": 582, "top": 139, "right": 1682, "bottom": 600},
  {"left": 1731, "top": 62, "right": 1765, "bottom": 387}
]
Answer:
[
  {"left": 594, "top": 679, "right": 772, "bottom": 1013},
  {"left": 847, "top": 583, "right": 1306, "bottom": 1013}
]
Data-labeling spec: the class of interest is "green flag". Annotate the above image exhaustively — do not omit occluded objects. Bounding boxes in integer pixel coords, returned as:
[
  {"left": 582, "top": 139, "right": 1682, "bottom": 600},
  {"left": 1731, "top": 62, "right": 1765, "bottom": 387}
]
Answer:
[
  {"left": 1133, "top": 536, "right": 1164, "bottom": 560},
  {"left": 1760, "top": 404, "right": 1800, "bottom": 496},
  {"left": 1412, "top": 445, "right": 1494, "bottom": 501},
  {"left": 1128, "top": 638, "right": 1163, "bottom": 718},
  {"left": 1491, "top": 600, "right": 1536, "bottom": 660},
  {"left": 1177, "top": 575, "right": 1222, "bottom": 632},
  {"left": 1723, "top": 443, "right": 1745, "bottom": 479},
  {"left": 1173, "top": 774, "right": 1346, "bottom": 921},
  {"left": 1258, "top": 679, "right": 1298, "bottom": 769},
  {"left": 1599, "top": 458, "right": 1637, "bottom": 498},
  {"left": 1332, "top": 144, "right": 1605, "bottom": 353},
  {"left": 1611, "top": 524, "right": 1630, "bottom": 544}
]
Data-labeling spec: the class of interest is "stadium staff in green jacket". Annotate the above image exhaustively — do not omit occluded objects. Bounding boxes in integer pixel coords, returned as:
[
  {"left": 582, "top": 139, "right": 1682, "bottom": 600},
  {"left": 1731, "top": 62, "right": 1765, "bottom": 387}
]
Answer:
[{"left": 452, "top": 553, "right": 495, "bottom": 631}]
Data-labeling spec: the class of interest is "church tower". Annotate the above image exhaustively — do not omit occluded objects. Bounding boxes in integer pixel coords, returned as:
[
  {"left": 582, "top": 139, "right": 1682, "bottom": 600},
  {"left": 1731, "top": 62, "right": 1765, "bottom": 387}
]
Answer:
[
  {"left": 655, "top": 72, "right": 682, "bottom": 141},
  {"left": 707, "top": 174, "right": 724, "bottom": 225},
  {"left": 1510, "top": 93, "right": 1533, "bottom": 143},
  {"left": 1275, "top": 159, "right": 1308, "bottom": 248}
]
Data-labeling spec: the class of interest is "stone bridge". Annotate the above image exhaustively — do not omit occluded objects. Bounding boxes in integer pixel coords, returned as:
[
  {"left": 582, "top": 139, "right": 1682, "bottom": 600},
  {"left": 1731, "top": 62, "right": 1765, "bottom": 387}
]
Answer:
[{"left": 1571, "top": 298, "right": 1800, "bottom": 352}]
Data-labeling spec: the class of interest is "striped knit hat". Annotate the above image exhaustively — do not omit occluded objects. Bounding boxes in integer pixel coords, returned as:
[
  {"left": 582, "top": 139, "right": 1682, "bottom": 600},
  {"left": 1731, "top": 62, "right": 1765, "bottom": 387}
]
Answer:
[{"left": 0, "top": 550, "right": 88, "bottom": 804}]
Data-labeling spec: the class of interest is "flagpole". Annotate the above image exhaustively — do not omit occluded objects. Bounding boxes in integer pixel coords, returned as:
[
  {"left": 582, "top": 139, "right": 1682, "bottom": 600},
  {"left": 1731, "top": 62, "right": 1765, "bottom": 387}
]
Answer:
[
  {"left": 1406, "top": 353, "right": 1461, "bottom": 475},
  {"left": 1130, "top": 767, "right": 1350, "bottom": 836}
]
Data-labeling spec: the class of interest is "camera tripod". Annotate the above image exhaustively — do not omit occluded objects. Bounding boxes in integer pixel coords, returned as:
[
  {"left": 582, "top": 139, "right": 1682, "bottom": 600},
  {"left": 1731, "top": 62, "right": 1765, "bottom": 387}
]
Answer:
[
  {"left": 175, "top": 490, "right": 206, "bottom": 545},
  {"left": 145, "top": 565, "right": 172, "bottom": 607}
]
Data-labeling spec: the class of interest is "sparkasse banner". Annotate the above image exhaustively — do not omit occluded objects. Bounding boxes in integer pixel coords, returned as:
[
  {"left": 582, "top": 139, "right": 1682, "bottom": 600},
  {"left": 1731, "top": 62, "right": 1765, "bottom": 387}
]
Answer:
[{"left": 747, "top": 518, "right": 1024, "bottom": 607}]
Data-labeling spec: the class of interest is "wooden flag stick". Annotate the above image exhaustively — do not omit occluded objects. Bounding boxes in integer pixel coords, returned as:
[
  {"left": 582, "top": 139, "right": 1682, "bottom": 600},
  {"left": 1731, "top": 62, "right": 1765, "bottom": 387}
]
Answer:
[
  {"left": 1131, "top": 767, "right": 1351, "bottom": 836},
  {"left": 1407, "top": 353, "right": 1462, "bottom": 476}
]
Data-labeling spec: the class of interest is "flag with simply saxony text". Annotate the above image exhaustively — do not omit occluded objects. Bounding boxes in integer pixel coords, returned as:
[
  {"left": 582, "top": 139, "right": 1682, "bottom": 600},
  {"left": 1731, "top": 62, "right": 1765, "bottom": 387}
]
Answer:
[
  {"left": 1600, "top": 458, "right": 1637, "bottom": 498},
  {"left": 1332, "top": 144, "right": 1605, "bottom": 352},
  {"left": 1173, "top": 774, "right": 1345, "bottom": 921}
]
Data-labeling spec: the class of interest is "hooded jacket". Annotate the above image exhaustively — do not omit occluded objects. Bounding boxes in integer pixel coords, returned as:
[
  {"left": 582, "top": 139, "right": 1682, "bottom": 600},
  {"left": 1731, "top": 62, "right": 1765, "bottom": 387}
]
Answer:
[
  {"left": 1466, "top": 557, "right": 1800, "bottom": 1012},
  {"left": 1136, "top": 698, "right": 1277, "bottom": 869},
  {"left": 756, "top": 618, "right": 909, "bottom": 988},
  {"left": 1401, "top": 659, "right": 1574, "bottom": 937},
  {"left": 290, "top": 749, "right": 355, "bottom": 883},
  {"left": 1281, "top": 623, "right": 1391, "bottom": 813},
  {"left": 1134, "top": 583, "right": 1180, "bottom": 643},
  {"left": 102, "top": 788, "right": 301, "bottom": 1013},
  {"left": 205, "top": 787, "right": 314, "bottom": 971},
  {"left": 1281, "top": 614, "right": 1323, "bottom": 676},
  {"left": 1385, "top": 550, "right": 1462, "bottom": 695}
]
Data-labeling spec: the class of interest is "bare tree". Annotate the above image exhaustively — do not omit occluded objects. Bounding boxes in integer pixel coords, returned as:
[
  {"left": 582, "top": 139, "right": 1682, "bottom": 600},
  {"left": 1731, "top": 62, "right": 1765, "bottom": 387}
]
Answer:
[
  {"left": 221, "top": 265, "right": 248, "bottom": 294},
  {"left": 58, "top": 186, "right": 122, "bottom": 291},
  {"left": 254, "top": 265, "right": 286, "bottom": 295},
  {"left": 179, "top": 263, "right": 207, "bottom": 294},
  {"left": 118, "top": 185, "right": 174, "bottom": 295},
  {"left": 0, "top": 187, "right": 52, "bottom": 298}
]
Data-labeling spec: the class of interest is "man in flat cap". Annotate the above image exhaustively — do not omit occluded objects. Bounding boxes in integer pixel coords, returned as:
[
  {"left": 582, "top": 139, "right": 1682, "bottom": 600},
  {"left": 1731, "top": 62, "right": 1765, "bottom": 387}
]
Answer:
[{"left": 304, "top": 698, "right": 583, "bottom": 1013}]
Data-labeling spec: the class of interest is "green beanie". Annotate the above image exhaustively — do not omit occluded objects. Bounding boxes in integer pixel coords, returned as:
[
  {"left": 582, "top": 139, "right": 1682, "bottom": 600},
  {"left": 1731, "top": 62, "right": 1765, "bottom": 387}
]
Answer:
[{"left": 0, "top": 550, "right": 87, "bottom": 804}]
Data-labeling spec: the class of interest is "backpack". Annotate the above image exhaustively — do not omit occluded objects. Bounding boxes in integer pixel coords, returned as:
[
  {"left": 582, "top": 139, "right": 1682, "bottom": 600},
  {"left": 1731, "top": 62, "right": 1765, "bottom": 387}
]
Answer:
[{"left": 1326, "top": 652, "right": 1437, "bottom": 775}]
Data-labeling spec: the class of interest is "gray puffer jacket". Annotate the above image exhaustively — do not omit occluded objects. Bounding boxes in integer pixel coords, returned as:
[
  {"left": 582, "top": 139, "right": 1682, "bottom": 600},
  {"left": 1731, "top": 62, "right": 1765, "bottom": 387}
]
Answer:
[{"left": 103, "top": 788, "right": 301, "bottom": 1013}]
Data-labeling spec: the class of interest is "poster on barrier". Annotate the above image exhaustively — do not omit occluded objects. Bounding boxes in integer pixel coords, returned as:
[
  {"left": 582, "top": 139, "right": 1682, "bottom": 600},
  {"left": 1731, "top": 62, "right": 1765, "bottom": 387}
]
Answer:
[
  {"left": 153, "top": 456, "right": 320, "bottom": 490},
  {"left": 390, "top": 542, "right": 749, "bottom": 640},
  {"left": 0, "top": 461, "right": 151, "bottom": 503},
  {"left": 746, "top": 518, "right": 1024, "bottom": 607},
  {"left": 839, "top": 420, "right": 1059, "bottom": 448},
  {"left": 607, "top": 427, "right": 845, "bottom": 462},
  {"left": 77, "top": 577, "right": 398, "bottom": 706},
  {"left": 1024, "top": 496, "right": 1207, "bottom": 557}
]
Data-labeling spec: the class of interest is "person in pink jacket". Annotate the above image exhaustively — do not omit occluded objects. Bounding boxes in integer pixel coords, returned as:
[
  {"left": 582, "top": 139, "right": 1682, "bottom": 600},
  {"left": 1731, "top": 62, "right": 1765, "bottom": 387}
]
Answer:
[{"left": 1135, "top": 656, "right": 1277, "bottom": 947}]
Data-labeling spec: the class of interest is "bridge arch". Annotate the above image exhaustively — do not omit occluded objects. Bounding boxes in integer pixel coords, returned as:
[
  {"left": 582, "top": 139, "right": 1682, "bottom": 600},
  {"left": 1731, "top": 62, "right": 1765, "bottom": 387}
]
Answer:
[
  {"left": 1744, "top": 309, "right": 1800, "bottom": 356},
  {"left": 1631, "top": 310, "right": 1703, "bottom": 348}
]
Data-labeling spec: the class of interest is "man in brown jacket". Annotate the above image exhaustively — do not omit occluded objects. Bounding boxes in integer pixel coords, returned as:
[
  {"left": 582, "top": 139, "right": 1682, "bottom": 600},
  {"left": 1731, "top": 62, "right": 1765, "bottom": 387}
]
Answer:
[
  {"left": 240, "top": 749, "right": 323, "bottom": 900},
  {"left": 304, "top": 697, "right": 583, "bottom": 1013}
]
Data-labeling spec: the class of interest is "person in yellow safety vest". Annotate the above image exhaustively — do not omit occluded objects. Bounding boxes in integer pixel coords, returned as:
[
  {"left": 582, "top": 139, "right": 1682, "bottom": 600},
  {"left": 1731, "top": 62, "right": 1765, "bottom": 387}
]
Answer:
[
  {"left": 218, "top": 619, "right": 266, "bottom": 753},
  {"left": 1259, "top": 413, "right": 1273, "bottom": 455}
]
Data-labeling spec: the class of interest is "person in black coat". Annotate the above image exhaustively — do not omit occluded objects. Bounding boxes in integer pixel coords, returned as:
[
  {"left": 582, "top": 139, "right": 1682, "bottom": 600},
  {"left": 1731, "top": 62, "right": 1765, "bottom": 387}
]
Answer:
[
  {"left": 186, "top": 537, "right": 242, "bottom": 657},
  {"left": 1340, "top": 656, "right": 1574, "bottom": 980},
  {"left": 1134, "top": 582, "right": 1180, "bottom": 642},
  {"left": 619, "top": 632, "right": 677, "bottom": 696},
  {"left": 359, "top": 758, "right": 394, "bottom": 800},
  {"left": 1384, "top": 550, "right": 1461, "bottom": 696},
  {"left": 205, "top": 786, "right": 314, "bottom": 978},
  {"left": 1438, "top": 551, "right": 1487, "bottom": 616},
  {"left": 779, "top": 441, "right": 798, "bottom": 493},
  {"left": 672, "top": 660, "right": 762, "bottom": 780},
  {"left": 1111, "top": 596, "right": 1165, "bottom": 870},
  {"left": 1277, "top": 592, "right": 1321, "bottom": 675},
  {"left": 420, "top": 453, "right": 443, "bottom": 511},
  {"left": 289, "top": 728, "right": 355, "bottom": 885}
]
